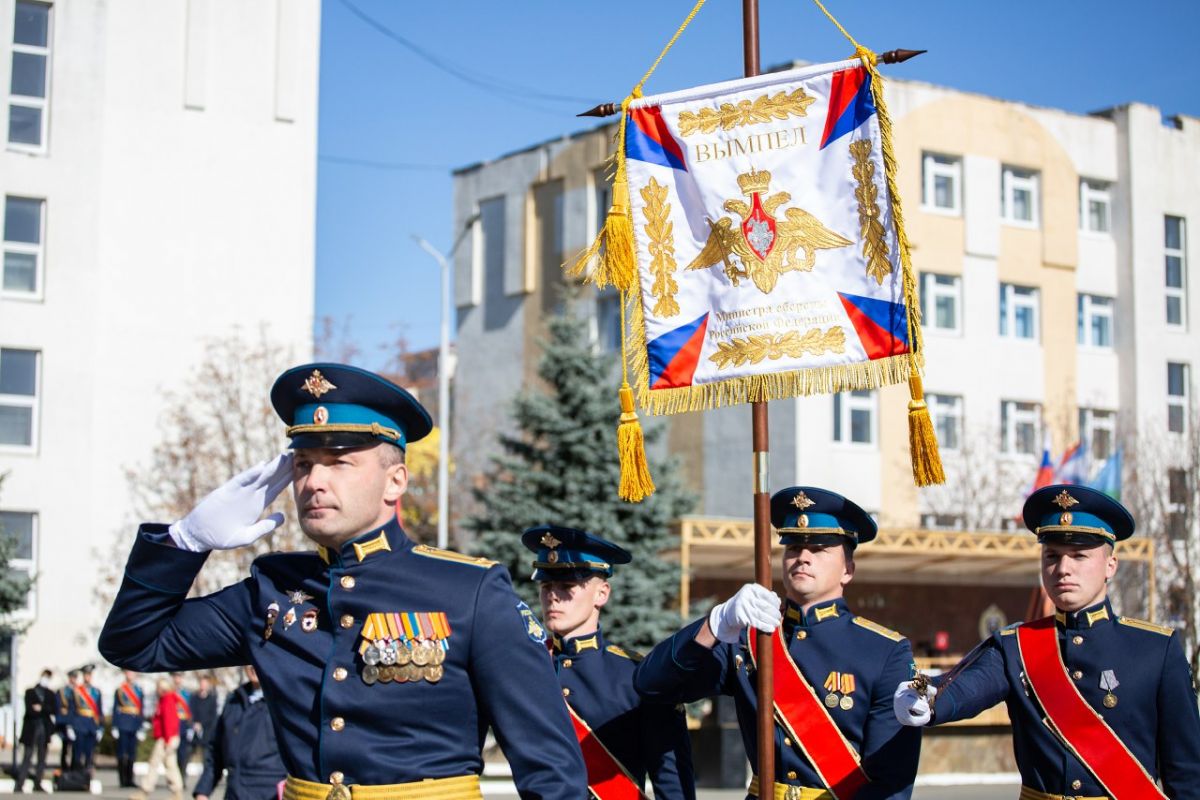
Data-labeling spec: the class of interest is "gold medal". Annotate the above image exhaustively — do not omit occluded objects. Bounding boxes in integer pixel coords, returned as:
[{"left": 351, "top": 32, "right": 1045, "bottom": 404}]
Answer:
[
  {"left": 824, "top": 693, "right": 839, "bottom": 708},
  {"left": 425, "top": 664, "right": 444, "bottom": 683},
  {"left": 1103, "top": 692, "right": 1118, "bottom": 708},
  {"left": 412, "top": 640, "right": 433, "bottom": 666},
  {"left": 839, "top": 695, "right": 854, "bottom": 711},
  {"left": 396, "top": 640, "right": 413, "bottom": 666},
  {"left": 378, "top": 666, "right": 395, "bottom": 684},
  {"left": 362, "top": 665, "right": 379, "bottom": 685},
  {"left": 430, "top": 645, "right": 446, "bottom": 666},
  {"left": 402, "top": 663, "right": 421, "bottom": 682}
]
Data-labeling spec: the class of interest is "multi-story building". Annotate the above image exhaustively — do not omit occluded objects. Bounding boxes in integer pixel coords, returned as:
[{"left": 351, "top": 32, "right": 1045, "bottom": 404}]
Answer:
[
  {"left": 451, "top": 63, "right": 1197, "bottom": 777},
  {"left": 0, "top": 0, "right": 320, "bottom": 711}
]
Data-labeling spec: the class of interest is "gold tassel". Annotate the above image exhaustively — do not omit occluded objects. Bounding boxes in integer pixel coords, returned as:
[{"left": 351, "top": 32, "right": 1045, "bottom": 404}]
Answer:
[
  {"left": 602, "top": 179, "right": 637, "bottom": 293},
  {"left": 617, "top": 383, "right": 655, "bottom": 502},
  {"left": 906, "top": 374, "right": 945, "bottom": 487}
]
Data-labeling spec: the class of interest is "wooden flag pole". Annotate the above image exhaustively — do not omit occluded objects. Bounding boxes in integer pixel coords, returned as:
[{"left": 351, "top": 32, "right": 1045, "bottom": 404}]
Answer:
[{"left": 742, "top": 5, "right": 776, "bottom": 798}]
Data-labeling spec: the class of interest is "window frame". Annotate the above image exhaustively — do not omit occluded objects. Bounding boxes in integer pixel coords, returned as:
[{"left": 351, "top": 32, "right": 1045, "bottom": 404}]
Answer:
[
  {"left": 921, "top": 152, "right": 962, "bottom": 216},
  {"left": 920, "top": 272, "right": 962, "bottom": 335},
  {"left": 1001, "top": 165, "right": 1040, "bottom": 228},
  {"left": 1078, "top": 407, "right": 1116, "bottom": 463},
  {"left": 7, "top": 1, "right": 53, "bottom": 153},
  {"left": 832, "top": 390, "right": 877, "bottom": 447},
  {"left": 999, "top": 283, "right": 1040, "bottom": 341},
  {"left": 0, "top": 509, "right": 37, "bottom": 618},
  {"left": 1000, "top": 399, "right": 1041, "bottom": 457},
  {"left": 2, "top": 195, "right": 45, "bottom": 300},
  {"left": 1079, "top": 178, "right": 1112, "bottom": 235},
  {"left": 1076, "top": 293, "right": 1114, "bottom": 350},
  {"left": 0, "top": 347, "right": 40, "bottom": 453},
  {"left": 1167, "top": 362, "right": 1190, "bottom": 436},
  {"left": 927, "top": 392, "right": 963, "bottom": 452},
  {"left": 1165, "top": 215, "right": 1187, "bottom": 330}
]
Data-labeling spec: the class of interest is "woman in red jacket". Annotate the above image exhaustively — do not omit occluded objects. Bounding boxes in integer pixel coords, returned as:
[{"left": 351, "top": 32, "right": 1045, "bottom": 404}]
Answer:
[{"left": 131, "top": 679, "right": 183, "bottom": 800}]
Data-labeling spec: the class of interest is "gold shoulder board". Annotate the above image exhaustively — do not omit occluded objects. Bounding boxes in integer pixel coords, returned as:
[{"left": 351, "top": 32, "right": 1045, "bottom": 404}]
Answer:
[
  {"left": 606, "top": 644, "right": 644, "bottom": 662},
  {"left": 1118, "top": 616, "right": 1173, "bottom": 636},
  {"left": 1000, "top": 628, "right": 1017, "bottom": 636},
  {"left": 852, "top": 617, "right": 903, "bottom": 641},
  {"left": 412, "top": 544, "right": 497, "bottom": 569}
]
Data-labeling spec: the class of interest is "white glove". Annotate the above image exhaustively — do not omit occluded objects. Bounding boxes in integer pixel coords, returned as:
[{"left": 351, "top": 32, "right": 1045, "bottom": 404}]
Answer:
[
  {"left": 136, "top": 730, "right": 146, "bottom": 742},
  {"left": 707, "top": 583, "right": 782, "bottom": 644},
  {"left": 113, "top": 729, "right": 119, "bottom": 740},
  {"left": 96, "top": 730, "right": 103, "bottom": 742},
  {"left": 893, "top": 681, "right": 937, "bottom": 726},
  {"left": 66, "top": 727, "right": 76, "bottom": 742},
  {"left": 169, "top": 452, "right": 293, "bottom": 552}
]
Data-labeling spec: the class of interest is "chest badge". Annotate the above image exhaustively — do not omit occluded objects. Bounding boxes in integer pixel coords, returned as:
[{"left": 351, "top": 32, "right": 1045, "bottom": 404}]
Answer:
[
  {"left": 1099, "top": 669, "right": 1119, "bottom": 708},
  {"left": 823, "top": 671, "right": 856, "bottom": 710},
  {"left": 359, "top": 612, "right": 452, "bottom": 685},
  {"left": 301, "top": 608, "right": 319, "bottom": 632},
  {"left": 264, "top": 602, "right": 280, "bottom": 641}
]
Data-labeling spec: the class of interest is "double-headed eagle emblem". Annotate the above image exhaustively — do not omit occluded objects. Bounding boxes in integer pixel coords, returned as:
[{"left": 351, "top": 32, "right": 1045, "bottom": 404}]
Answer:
[{"left": 687, "top": 168, "right": 852, "bottom": 294}]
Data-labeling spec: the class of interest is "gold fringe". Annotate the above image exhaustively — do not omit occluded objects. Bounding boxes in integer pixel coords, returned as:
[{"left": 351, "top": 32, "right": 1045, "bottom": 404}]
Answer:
[{"left": 617, "top": 383, "right": 655, "bottom": 501}]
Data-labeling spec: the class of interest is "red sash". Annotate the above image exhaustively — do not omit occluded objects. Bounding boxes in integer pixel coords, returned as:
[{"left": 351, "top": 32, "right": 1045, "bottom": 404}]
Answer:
[
  {"left": 748, "top": 629, "right": 869, "bottom": 800},
  {"left": 565, "top": 702, "right": 647, "bottom": 800},
  {"left": 118, "top": 684, "right": 142, "bottom": 714},
  {"left": 74, "top": 686, "right": 101, "bottom": 720},
  {"left": 1016, "top": 617, "right": 1167, "bottom": 800}
]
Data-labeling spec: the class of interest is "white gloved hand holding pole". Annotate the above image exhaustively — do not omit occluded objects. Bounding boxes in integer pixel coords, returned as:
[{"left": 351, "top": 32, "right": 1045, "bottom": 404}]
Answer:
[
  {"left": 893, "top": 681, "right": 937, "bottom": 726},
  {"left": 169, "top": 453, "right": 294, "bottom": 552},
  {"left": 707, "top": 583, "right": 783, "bottom": 644}
]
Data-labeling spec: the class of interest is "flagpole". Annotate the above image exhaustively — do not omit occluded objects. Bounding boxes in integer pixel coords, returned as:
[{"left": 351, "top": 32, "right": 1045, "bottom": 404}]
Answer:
[{"left": 741, "top": 2, "right": 775, "bottom": 796}]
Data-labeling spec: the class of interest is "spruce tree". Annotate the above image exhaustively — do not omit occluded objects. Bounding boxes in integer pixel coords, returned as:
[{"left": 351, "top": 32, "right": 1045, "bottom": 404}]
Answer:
[
  {"left": 0, "top": 477, "right": 33, "bottom": 701},
  {"left": 466, "top": 310, "right": 696, "bottom": 652}
]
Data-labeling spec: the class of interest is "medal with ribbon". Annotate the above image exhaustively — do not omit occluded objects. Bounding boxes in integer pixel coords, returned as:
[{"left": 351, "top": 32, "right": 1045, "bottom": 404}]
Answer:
[{"left": 359, "top": 612, "right": 452, "bottom": 685}]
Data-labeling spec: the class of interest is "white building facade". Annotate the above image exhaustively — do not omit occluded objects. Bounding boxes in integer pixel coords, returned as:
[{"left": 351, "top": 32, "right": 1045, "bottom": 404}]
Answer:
[{"left": 0, "top": 0, "right": 320, "bottom": 710}]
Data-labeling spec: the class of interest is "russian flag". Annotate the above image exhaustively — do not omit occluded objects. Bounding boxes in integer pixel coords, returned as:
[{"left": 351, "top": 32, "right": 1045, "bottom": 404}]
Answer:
[
  {"left": 819, "top": 67, "right": 876, "bottom": 149},
  {"left": 1056, "top": 440, "right": 1088, "bottom": 485},
  {"left": 626, "top": 106, "right": 687, "bottom": 171},
  {"left": 1089, "top": 448, "right": 1123, "bottom": 501},
  {"left": 837, "top": 292, "right": 908, "bottom": 360},
  {"left": 647, "top": 313, "right": 708, "bottom": 389}
]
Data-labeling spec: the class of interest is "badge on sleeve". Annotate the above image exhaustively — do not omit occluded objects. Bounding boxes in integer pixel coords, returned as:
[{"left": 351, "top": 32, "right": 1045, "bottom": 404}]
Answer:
[{"left": 516, "top": 601, "right": 547, "bottom": 644}]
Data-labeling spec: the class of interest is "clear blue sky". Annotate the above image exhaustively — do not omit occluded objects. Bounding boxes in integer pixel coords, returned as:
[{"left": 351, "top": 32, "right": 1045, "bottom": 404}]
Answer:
[{"left": 316, "top": 0, "right": 1200, "bottom": 369}]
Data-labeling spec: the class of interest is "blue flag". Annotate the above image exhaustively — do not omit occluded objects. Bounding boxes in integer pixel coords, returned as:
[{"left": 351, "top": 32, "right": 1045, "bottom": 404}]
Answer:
[{"left": 1089, "top": 447, "right": 1122, "bottom": 501}]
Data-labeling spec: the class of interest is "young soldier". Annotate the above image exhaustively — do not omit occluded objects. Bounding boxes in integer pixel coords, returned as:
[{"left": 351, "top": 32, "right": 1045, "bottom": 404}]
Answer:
[
  {"left": 894, "top": 484, "right": 1200, "bottom": 799},
  {"left": 100, "top": 363, "right": 586, "bottom": 799},
  {"left": 112, "top": 670, "right": 146, "bottom": 788},
  {"left": 521, "top": 525, "right": 695, "bottom": 800},
  {"left": 635, "top": 487, "right": 920, "bottom": 799}
]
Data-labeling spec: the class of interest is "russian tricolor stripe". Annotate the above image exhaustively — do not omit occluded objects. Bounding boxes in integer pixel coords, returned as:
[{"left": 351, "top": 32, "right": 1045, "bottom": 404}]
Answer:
[
  {"left": 819, "top": 67, "right": 876, "bottom": 149},
  {"left": 626, "top": 106, "right": 687, "bottom": 171},
  {"left": 837, "top": 292, "right": 908, "bottom": 359},
  {"left": 647, "top": 313, "right": 708, "bottom": 389}
]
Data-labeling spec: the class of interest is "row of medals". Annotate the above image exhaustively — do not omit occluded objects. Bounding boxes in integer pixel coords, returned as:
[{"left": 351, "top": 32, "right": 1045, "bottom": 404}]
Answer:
[
  {"left": 825, "top": 692, "right": 854, "bottom": 711},
  {"left": 362, "top": 638, "right": 446, "bottom": 685}
]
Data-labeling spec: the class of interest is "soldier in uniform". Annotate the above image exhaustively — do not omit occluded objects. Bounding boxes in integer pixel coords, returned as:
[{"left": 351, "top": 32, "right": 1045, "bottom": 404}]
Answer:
[
  {"left": 112, "top": 670, "right": 146, "bottom": 788},
  {"left": 70, "top": 664, "right": 103, "bottom": 772},
  {"left": 99, "top": 363, "right": 586, "bottom": 799},
  {"left": 894, "top": 484, "right": 1200, "bottom": 799},
  {"left": 520, "top": 525, "right": 696, "bottom": 800},
  {"left": 635, "top": 486, "right": 921, "bottom": 799},
  {"left": 56, "top": 669, "right": 79, "bottom": 771}
]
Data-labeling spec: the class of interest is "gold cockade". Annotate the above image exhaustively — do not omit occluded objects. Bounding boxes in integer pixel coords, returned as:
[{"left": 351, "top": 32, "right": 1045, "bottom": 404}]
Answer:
[{"left": 687, "top": 169, "right": 852, "bottom": 295}]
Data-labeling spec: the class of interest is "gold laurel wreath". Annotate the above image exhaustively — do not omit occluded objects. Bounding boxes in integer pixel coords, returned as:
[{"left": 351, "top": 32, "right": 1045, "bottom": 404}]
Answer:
[
  {"left": 849, "top": 139, "right": 892, "bottom": 285},
  {"left": 677, "top": 88, "right": 816, "bottom": 137},
  {"left": 640, "top": 178, "right": 680, "bottom": 318},
  {"left": 709, "top": 327, "right": 846, "bottom": 370}
]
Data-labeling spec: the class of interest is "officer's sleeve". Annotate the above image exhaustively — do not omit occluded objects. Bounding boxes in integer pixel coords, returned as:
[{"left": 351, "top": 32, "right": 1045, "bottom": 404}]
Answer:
[
  {"left": 192, "top": 708, "right": 225, "bottom": 798},
  {"left": 98, "top": 525, "right": 253, "bottom": 672},
  {"left": 633, "top": 617, "right": 733, "bottom": 705},
  {"left": 641, "top": 701, "right": 697, "bottom": 800},
  {"left": 858, "top": 641, "right": 920, "bottom": 800},
  {"left": 927, "top": 635, "right": 1010, "bottom": 725},
  {"left": 468, "top": 566, "right": 588, "bottom": 800},
  {"left": 1156, "top": 632, "right": 1200, "bottom": 799}
]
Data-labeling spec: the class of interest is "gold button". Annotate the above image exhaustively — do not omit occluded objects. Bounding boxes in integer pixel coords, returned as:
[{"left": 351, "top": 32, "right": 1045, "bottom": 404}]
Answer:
[
  {"left": 797, "top": 631, "right": 807, "bottom": 640},
  {"left": 786, "top": 771, "right": 797, "bottom": 780},
  {"left": 340, "top": 576, "right": 356, "bottom": 589},
  {"left": 1072, "top": 780, "right": 1082, "bottom": 791},
  {"left": 1072, "top": 635, "right": 1083, "bottom": 645},
  {"left": 329, "top": 772, "right": 344, "bottom": 784},
  {"left": 1072, "top": 670, "right": 1083, "bottom": 680},
  {"left": 562, "top": 688, "right": 570, "bottom": 697},
  {"left": 783, "top": 737, "right": 792, "bottom": 746},
  {"left": 340, "top": 615, "right": 354, "bottom": 629},
  {"left": 332, "top": 668, "right": 348, "bottom": 682},
  {"left": 330, "top": 717, "right": 345, "bottom": 731},
  {"left": 563, "top": 659, "right": 573, "bottom": 668}
]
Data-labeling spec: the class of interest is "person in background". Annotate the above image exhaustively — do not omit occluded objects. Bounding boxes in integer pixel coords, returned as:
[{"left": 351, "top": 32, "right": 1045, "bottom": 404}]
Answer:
[
  {"left": 171, "top": 673, "right": 194, "bottom": 782},
  {"left": 131, "top": 678, "right": 184, "bottom": 800},
  {"left": 188, "top": 674, "right": 218, "bottom": 784},
  {"left": 14, "top": 668, "right": 56, "bottom": 792},
  {"left": 70, "top": 665, "right": 103, "bottom": 773},
  {"left": 112, "top": 670, "right": 146, "bottom": 789},
  {"left": 193, "top": 666, "right": 285, "bottom": 800},
  {"left": 56, "top": 669, "right": 79, "bottom": 771}
]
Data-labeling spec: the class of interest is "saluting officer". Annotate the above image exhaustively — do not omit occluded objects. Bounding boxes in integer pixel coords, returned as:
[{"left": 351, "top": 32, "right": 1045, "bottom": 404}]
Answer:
[
  {"left": 99, "top": 363, "right": 586, "bottom": 800},
  {"left": 112, "top": 670, "right": 146, "bottom": 788},
  {"left": 521, "top": 525, "right": 696, "bottom": 800},
  {"left": 635, "top": 487, "right": 921, "bottom": 800},
  {"left": 894, "top": 485, "right": 1200, "bottom": 799}
]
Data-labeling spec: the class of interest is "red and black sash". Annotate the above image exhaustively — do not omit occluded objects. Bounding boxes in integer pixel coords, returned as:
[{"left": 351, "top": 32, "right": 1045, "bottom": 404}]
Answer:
[
  {"left": 117, "top": 684, "right": 142, "bottom": 714},
  {"left": 748, "top": 628, "right": 869, "bottom": 800},
  {"left": 1016, "top": 617, "right": 1167, "bottom": 800},
  {"left": 565, "top": 702, "right": 647, "bottom": 800},
  {"left": 73, "top": 686, "right": 101, "bottom": 720}
]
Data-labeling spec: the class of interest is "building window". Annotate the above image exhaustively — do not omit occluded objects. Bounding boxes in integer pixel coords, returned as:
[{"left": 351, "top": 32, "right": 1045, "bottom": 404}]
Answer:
[
  {"left": 0, "top": 510, "right": 35, "bottom": 614},
  {"left": 594, "top": 289, "right": 621, "bottom": 354},
  {"left": 999, "top": 283, "right": 1039, "bottom": 340},
  {"left": 920, "top": 273, "right": 960, "bottom": 334},
  {"left": 1079, "top": 179, "right": 1111, "bottom": 234},
  {"left": 8, "top": 2, "right": 52, "bottom": 150},
  {"left": 1000, "top": 400, "right": 1040, "bottom": 456},
  {"left": 1078, "top": 408, "right": 1115, "bottom": 462},
  {"left": 921, "top": 153, "right": 961, "bottom": 214},
  {"left": 1168, "top": 362, "right": 1189, "bottom": 435},
  {"left": 1165, "top": 216, "right": 1187, "bottom": 329},
  {"left": 0, "top": 348, "right": 38, "bottom": 449},
  {"left": 534, "top": 180, "right": 565, "bottom": 315},
  {"left": 3, "top": 196, "right": 44, "bottom": 297},
  {"left": 1001, "top": 166, "right": 1039, "bottom": 226},
  {"left": 1167, "top": 469, "right": 1190, "bottom": 542},
  {"left": 833, "top": 390, "right": 875, "bottom": 445},
  {"left": 927, "top": 393, "right": 962, "bottom": 451},
  {"left": 920, "top": 513, "right": 963, "bottom": 531},
  {"left": 1076, "top": 294, "right": 1113, "bottom": 348}
]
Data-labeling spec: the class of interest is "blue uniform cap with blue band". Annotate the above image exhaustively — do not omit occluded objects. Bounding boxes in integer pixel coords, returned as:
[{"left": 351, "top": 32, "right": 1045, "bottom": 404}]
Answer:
[
  {"left": 1022, "top": 484, "right": 1133, "bottom": 547},
  {"left": 271, "top": 363, "right": 432, "bottom": 450},
  {"left": 770, "top": 486, "right": 877, "bottom": 548},
  {"left": 521, "top": 525, "right": 632, "bottom": 582}
]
